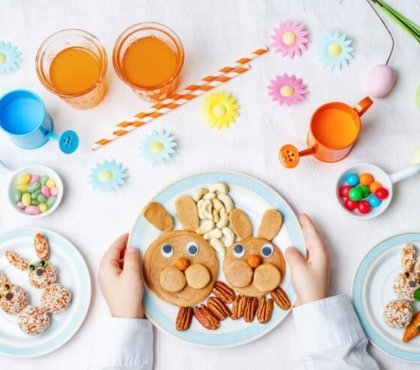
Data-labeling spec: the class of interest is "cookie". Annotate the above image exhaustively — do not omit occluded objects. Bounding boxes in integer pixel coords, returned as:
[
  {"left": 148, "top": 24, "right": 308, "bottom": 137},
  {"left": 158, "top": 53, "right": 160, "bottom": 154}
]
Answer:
[
  {"left": 253, "top": 263, "right": 281, "bottom": 293},
  {"left": 185, "top": 264, "right": 211, "bottom": 289},
  {"left": 0, "top": 284, "right": 28, "bottom": 315},
  {"left": 224, "top": 260, "right": 253, "bottom": 288},
  {"left": 402, "top": 311, "right": 420, "bottom": 343},
  {"left": 383, "top": 300, "right": 412, "bottom": 328},
  {"left": 160, "top": 266, "right": 187, "bottom": 293},
  {"left": 18, "top": 305, "right": 50, "bottom": 335},
  {"left": 229, "top": 209, "right": 253, "bottom": 239},
  {"left": 34, "top": 233, "right": 50, "bottom": 260},
  {"left": 175, "top": 195, "right": 199, "bottom": 231},
  {"left": 257, "top": 210, "right": 283, "bottom": 241},
  {"left": 143, "top": 202, "right": 174, "bottom": 232}
]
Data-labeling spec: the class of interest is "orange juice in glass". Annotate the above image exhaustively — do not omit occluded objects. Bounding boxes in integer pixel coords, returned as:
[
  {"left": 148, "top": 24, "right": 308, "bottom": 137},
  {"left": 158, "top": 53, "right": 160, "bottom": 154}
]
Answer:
[
  {"left": 36, "top": 29, "right": 107, "bottom": 109},
  {"left": 113, "top": 22, "right": 184, "bottom": 101}
]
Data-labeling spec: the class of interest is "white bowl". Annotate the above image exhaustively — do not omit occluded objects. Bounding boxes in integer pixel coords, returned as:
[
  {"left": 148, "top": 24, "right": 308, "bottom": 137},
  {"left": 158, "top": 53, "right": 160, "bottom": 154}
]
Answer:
[
  {"left": 8, "top": 165, "right": 64, "bottom": 218},
  {"left": 336, "top": 163, "right": 393, "bottom": 220}
]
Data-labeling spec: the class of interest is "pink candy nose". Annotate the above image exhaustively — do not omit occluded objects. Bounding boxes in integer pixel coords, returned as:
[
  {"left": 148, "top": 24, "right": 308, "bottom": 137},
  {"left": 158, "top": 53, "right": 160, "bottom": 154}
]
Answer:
[{"left": 5, "top": 292, "right": 13, "bottom": 301}]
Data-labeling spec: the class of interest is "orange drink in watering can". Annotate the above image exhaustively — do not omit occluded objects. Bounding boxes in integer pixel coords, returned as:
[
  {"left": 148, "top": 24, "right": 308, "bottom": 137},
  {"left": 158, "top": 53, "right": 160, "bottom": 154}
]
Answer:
[
  {"left": 113, "top": 22, "right": 185, "bottom": 101},
  {"left": 36, "top": 29, "right": 107, "bottom": 109},
  {"left": 280, "top": 97, "right": 373, "bottom": 168}
]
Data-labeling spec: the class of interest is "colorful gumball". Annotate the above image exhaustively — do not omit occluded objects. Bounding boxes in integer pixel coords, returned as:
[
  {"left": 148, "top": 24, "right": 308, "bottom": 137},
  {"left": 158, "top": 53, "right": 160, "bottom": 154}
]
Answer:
[
  {"left": 349, "top": 187, "right": 363, "bottom": 202},
  {"left": 345, "top": 173, "right": 359, "bottom": 186},
  {"left": 375, "top": 187, "right": 389, "bottom": 200},
  {"left": 369, "top": 181, "right": 382, "bottom": 194},
  {"left": 359, "top": 185, "right": 370, "bottom": 198},
  {"left": 344, "top": 198, "right": 358, "bottom": 211},
  {"left": 339, "top": 185, "right": 352, "bottom": 197},
  {"left": 358, "top": 200, "right": 372, "bottom": 214},
  {"left": 367, "top": 194, "right": 382, "bottom": 208},
  {"left": 359, "top": 173, "right": 374, "bottom": 186}
]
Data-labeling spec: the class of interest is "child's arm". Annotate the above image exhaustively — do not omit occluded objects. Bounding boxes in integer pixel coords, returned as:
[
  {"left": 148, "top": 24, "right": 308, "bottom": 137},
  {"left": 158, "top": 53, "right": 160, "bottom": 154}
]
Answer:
[
  {"left": 285, "top": 215, "right": 379, "bottom": 370},
  {"left": 89, "top": 234, "right": 153, "bottom": 370}
]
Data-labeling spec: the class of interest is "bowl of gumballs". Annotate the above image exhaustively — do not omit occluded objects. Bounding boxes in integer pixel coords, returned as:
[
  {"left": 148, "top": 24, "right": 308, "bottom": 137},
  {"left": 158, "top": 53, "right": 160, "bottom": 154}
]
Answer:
[
  {"left": 337, "top": 162, "right": 420, "bottom": 219},
  {"left": 7, "top": 165, "right": 63, "bottom": 218}
]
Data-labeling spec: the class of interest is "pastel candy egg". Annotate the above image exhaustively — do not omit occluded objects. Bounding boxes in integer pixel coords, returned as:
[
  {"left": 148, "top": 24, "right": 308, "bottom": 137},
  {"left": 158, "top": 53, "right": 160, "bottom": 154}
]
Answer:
[
  {"left": 30, "top": 175, "right": 40, "bottom": 183},
  {"left": 16, "top": 173, "right": 30, "bottom": 186},
  {"left": 31, "top": 199, "right": 40, "bottom": 206},
  {"left": 41, "top": 186, "right": 51, "bottom": 197},
  {"left": 349, "top": 187, "right": 363, "bottom": 202},
  {"left": 46, "top": 179, "right": 56, "bottom": 189},
  {"left": 367, "top": 65, "right": 396, "bottom": 98},
  {"left": 50, "top": 187, "right": 59, "bottom": 196},
  {"left": 346, "top": 173, "right": 359, "bottom": 186},
  {"left": 28, "top": 181, "right": 41, "bottom": 193},
  {"left": 21, "top": 193, "right": 32, "bottom": 207},
  {"left": 32, "top": 190, "right": 41, "bottom": 199},
  {"left": 37, "top": 194, "right": 47, "bottom": 203},
  {"left": 46, "top": 196, "right": 56, "bottom": 208},
  {"left": 25, "top": 205, "right": 40, "bottom": 215},
  {"left": 17, "top": 184, "right": 29, "bottom": 193},
  {"left": 16, "top": 201, "right": 25, "bottom": 209},
  {"left": 368, "top": 194, "right": 382, "bottom": 208},
  {"left": 13, "top": 189, "right": 22, "bottom": 202},
  {"left": 41, "top": 175, "right": 49, "bottom": 186},
  {"left": 38, "top": 203, "right": 48, "bottom": 213}
]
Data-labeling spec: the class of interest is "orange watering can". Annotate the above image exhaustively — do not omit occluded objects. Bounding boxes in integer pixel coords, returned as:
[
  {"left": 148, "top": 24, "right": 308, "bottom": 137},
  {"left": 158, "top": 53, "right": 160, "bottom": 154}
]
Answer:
[{"left": 279, "top": 97, "right": 373, "bottom": 168}]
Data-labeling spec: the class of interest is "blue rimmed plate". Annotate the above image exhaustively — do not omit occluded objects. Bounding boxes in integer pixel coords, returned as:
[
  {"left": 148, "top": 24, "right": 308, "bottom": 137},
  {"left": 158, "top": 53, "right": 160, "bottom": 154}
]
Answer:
[
  {"left": 129, "top": 171, "right": 305, "bottom": 348},
  {"left": 0, "top": 228, "right": 91, "bottom": 358},
  {"left": 353, "top": 233, "right": 420, "bottom": 363}
]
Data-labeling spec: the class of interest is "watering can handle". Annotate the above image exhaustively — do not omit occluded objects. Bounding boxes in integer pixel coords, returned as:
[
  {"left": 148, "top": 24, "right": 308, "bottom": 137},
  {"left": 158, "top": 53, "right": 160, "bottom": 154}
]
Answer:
[
  {"left": 354, "top": 97, "right": 373, "bottom": 117},
  {"left": 390, "top": 164, "right": 420, "bottom": 184}
]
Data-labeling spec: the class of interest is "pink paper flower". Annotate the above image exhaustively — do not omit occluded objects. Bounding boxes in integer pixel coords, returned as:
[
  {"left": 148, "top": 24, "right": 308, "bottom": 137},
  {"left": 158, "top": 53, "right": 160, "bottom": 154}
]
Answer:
[
  {"left": 271, "top": 21, "right": 309, "bottom": 58},
  {"left": 267, "top": 74, "right": 307, "bottom": 106}
]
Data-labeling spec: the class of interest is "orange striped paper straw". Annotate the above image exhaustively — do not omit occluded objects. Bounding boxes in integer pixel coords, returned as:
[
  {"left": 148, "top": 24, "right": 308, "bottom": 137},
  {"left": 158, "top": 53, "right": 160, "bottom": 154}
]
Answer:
[{"left": 92, "top": 47, "right": 268, "bottom": 150}]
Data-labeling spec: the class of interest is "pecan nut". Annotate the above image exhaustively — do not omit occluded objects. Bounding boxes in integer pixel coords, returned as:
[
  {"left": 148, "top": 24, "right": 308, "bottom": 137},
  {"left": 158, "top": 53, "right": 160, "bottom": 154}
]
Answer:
[
  {"left": 176, "top": 306, "right": 193, "bottom": 331},
  {"left": 257, "top": 296, "right": 274, "bottom": 324},
  {"left": 207, "top": 296, "right": 231, "bottom": 320},
  {"left": 271, "top": 287, "right": 291, "bottom": 310},
  {"left": 244, "top": 297, "right": 258, "bottom": 322},
  {"left": 194, "top": 304, "right": 220, "bottom": 330},
  {"left": 231, "top": 294, "right": 247, "bottom": 320},
  {"left": 213, "top": 281, "right": 236, "bottom": 304}
]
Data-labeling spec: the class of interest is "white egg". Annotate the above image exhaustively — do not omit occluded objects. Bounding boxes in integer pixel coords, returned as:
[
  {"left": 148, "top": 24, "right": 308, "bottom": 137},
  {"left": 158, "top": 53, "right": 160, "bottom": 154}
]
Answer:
[{"left": 367, "top": 64, "right": 396, "bottom": 98}]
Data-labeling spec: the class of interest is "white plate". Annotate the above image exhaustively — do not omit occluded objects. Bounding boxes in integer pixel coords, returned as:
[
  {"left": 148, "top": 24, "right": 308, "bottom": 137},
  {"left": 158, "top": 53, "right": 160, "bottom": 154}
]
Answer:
[
  {"left": 353, "top": 233, "right": 420, "bottom": 362},
  {"left": 129, "top": 171, "right": 305, "bottom": 348},
  {"left": 0, "top": 228, "right": 91, "bottom": 358}
]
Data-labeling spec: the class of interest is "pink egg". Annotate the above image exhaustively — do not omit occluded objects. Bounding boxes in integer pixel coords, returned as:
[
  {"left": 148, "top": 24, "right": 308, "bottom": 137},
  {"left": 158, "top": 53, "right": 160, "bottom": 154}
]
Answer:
[
  {"left": 16, "top": 201, "right": 25, "bottom": 209},
  {"left": 41, "top": 186, "right": 51, "bottom": 197},
  {"left": 25, "top": 206, "right": 40, "bottom": 215},
  {"left": 50, "top": 187, "right": 59, "bottom": 196},
  {"left": 30, "top": 174, "right": 40, "bottom": 183},
  {"left": 367, "top": 65, "right": 396, "bottom": 98}
]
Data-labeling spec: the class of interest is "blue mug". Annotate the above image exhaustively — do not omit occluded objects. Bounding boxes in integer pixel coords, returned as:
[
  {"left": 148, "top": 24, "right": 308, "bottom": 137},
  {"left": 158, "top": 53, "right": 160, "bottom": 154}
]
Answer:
[{"left": 0, "top": 89, "right": 79, "bottom": 153}]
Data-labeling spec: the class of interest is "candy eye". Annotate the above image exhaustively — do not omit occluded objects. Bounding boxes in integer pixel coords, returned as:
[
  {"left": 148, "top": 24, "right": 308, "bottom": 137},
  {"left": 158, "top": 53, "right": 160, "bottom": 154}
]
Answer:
[
  {"left": 29, "top": 264, "right": 36, "bottom": 272},
  {"left": 187, "top": 242, "right": 199, "bottom": 256},
  {"left": 161, "top": 244, "right": 173, "bottom": 258},
  {"left": 4, "top": 284, "right": 11, "bottom": 291},
  {"left": 261, "top": 244, "right": 274, "bottom": 257},
  {"left": 233, "top": 244, "right": 245, "bottom": 258},
  {"left": 39, "top": 260, "right": 46, "bottom": 267}
]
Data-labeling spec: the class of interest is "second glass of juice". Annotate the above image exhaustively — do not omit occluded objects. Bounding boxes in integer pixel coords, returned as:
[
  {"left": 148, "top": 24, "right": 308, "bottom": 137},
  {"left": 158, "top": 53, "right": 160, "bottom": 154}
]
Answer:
[
  {"left": 113, "top": 22, "right": 185, "bottom": 101},
  {"left": 36, "top": 29, "right": 107, "bottom": 109}
]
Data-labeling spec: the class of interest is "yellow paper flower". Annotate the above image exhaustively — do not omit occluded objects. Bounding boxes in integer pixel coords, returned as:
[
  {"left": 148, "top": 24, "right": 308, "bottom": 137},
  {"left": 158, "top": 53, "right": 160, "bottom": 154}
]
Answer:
[{"left": 202, "top": 91, "right": 239, "bottom": 129}]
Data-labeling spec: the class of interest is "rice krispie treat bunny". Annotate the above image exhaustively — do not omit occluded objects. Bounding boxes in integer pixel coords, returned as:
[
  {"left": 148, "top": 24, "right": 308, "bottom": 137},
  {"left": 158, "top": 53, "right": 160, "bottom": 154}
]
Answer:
[
  {"left": 6, "top": 233, "right": 71, "bottom": 314},
  {"left": 393, "top": 244, "right": 420, "bottom": 301},
  {"left": 0, "top": 270, "right": 50, "bottom": 335}
]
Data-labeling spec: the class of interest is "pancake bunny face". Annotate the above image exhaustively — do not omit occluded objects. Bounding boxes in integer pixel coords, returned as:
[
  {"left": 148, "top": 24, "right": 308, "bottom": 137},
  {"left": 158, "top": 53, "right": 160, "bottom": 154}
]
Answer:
[
  {"left": 143, "top": 197, "right": 218, "bottom": 308},
  {"left": 224, "top": 209, "right": 286, "bottom": 297}
]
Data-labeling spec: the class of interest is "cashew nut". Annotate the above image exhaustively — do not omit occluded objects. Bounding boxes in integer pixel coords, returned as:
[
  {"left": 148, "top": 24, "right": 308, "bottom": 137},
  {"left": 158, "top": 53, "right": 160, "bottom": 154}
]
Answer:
[
  {"left": 210, "top": 238, "right": 226, "bottom": 256},
  {"left": 212, "top": 207, "right": 220, "bottom": 222},
  {"left": 218, "top": 194, "right": 234, "bottom": 213},
  {"left": 208, "top": 183, "right": 229, "bottom": 194},
  {"left": 216, "top": 208, "right": 229, "bottom": 229},
  {"left": 222, "top": 227, "right": 235, "bottom": 247},
  {"left": 212, "top": 198, "right": 223, "bottom": 210},
  {"left": 192, "top": 187, "right": 208, "bottom": 202},
  {"left": 203, "top": 192, "right": 216, "bottom": 200},
  {"left": 197, "top": 199, "right": 213, "bottom": 219},
  {"left": 204, "top": 228, "right": 223, "bottom": 240},
  {"left": 196, "top": 219, "right": 215, "bottom": 234}
]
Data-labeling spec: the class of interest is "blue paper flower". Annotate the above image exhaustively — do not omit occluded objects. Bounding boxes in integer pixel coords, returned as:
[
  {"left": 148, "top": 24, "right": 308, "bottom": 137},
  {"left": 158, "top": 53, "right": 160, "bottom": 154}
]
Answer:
[
  {"left": 89, "top": 160, "right": 128, "bottom": 191},
  {"left": 0, "top": 41, "right": 22, "bottom": 74},
  {"left": 139, "top": 130, "right": 177, "bottom": 164},
  {"left": 318, "top": 33, "right": 353, "bottom": 70}
]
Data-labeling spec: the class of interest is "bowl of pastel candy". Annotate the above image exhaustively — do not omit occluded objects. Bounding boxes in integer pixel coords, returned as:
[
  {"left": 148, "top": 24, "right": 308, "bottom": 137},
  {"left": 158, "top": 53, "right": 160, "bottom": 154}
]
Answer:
[
  {"left": 336, "top": 163, "right": 391, "bottom": 219},
  {"left": 9, "top": 165, "right": 63, "bottom": 218}
]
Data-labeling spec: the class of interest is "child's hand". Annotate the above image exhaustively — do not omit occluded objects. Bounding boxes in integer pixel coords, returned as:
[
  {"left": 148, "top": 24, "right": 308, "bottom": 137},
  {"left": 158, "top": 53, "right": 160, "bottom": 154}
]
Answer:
[
  {"left": 285, "top": 214, "right": 329, "bottom": 306},
  {"left": 99, "top": 234, "right": 145, "bottom": 319}
]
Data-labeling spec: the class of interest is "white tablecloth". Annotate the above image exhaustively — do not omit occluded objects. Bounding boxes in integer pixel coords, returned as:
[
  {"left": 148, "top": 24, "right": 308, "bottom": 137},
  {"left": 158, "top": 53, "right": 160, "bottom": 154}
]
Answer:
[{"left": 1, "top": 0, "right": 419, "bottom": 369}]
